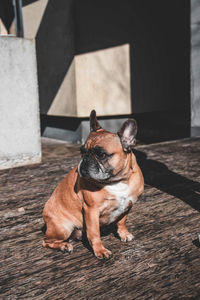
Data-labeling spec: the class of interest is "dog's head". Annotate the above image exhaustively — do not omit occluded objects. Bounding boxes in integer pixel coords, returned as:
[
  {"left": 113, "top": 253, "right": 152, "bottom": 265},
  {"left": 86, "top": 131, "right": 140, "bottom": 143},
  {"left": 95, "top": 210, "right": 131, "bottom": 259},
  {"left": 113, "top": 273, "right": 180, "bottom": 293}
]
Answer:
[{"left": 78, "top": 110, "right": 137, "bottom": 183}]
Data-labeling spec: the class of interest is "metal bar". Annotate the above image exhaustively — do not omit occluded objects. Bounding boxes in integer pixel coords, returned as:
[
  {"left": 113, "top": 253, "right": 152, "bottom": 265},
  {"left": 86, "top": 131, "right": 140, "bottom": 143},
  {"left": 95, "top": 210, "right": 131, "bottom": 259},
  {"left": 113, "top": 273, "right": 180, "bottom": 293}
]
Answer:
[{"left": 12, "top": 0, "right": 24, "bottom": 37}]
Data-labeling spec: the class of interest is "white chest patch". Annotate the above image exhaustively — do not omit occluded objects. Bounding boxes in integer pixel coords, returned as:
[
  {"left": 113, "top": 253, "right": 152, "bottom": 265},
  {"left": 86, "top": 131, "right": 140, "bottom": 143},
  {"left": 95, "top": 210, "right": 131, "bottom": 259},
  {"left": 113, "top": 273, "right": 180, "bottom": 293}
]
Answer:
[{"left": 105, "top": 182, "right": 136, "bottom": 223}]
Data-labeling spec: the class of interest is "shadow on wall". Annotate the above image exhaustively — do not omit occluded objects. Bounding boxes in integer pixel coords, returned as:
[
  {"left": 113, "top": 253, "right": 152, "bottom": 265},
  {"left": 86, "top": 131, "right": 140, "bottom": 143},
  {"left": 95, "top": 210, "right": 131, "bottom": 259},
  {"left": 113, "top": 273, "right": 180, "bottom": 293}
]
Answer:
[
  {"left": 0, "top": 0, "right": 14, "bottom": 32},
  {"left": 36, "top": 0, "right": 75, "bottom": 114}
]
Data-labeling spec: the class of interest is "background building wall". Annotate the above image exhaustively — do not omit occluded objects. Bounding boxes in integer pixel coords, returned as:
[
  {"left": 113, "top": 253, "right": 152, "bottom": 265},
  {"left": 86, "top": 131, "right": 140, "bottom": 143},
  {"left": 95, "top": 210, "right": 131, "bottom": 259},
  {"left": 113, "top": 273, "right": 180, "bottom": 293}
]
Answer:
[
  {"left": 0, "top": 0, "right": 192, "bottom": 143},
  {"left": 34, "top": 0, "right": 190, "bottom": 115}
]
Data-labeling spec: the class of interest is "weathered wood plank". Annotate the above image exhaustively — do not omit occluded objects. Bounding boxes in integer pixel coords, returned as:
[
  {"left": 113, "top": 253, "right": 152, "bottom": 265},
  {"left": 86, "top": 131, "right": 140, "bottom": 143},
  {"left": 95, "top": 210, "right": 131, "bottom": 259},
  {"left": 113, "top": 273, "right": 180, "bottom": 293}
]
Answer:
[{"left": 0, "top": 138, "right": 200, "bottom": 299}]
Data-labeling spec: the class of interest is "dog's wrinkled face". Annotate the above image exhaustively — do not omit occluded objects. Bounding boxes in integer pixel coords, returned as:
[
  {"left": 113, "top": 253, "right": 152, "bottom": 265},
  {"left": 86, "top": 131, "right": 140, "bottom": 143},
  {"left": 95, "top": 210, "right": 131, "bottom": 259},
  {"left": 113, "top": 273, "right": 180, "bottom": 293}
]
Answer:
[
  {"left": 78, "top": 131, "right": 126, "bottom": 182},
  {"left": 78, "top": 110, "right": 137, "bottom": 183}
]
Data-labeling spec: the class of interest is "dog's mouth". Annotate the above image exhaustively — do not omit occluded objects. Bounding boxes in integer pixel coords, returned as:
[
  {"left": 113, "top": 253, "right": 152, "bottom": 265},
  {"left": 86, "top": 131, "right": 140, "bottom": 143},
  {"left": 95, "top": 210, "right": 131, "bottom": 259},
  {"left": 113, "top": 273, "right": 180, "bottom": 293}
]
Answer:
[{"left": 78, "top": 160, "right": 112, "bottom": 183}]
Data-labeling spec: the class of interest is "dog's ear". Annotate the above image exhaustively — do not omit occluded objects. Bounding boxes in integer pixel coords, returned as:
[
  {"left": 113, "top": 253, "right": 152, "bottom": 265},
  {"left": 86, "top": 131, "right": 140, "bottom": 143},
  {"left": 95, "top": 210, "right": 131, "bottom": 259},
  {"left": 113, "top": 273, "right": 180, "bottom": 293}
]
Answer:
[
  {"left": 117, "top": 119, "right": 137, "bottom": 152},
  {"left": 90, "top": 110, "right": 102, "bottom": 132}
]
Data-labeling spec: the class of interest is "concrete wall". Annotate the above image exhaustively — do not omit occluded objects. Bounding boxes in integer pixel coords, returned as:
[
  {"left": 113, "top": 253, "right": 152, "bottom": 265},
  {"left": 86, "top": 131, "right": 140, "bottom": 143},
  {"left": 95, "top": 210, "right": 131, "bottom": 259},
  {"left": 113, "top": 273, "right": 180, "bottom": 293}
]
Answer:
[
  {"left": 191, "top": 0, "right": 200, "bottom": 136},
  {"left": 47, "top": 44, "right": 131, "bottom": 117},
  {"left": 0, "top": 37, "right": 41, "bottom": 169}
]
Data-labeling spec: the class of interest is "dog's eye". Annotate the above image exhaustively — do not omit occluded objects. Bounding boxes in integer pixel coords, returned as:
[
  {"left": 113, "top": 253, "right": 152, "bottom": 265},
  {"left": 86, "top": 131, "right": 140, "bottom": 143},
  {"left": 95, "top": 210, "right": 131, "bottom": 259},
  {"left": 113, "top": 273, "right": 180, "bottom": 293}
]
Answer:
[
  {"left": 92, "top": 146, "right": 112, "bottom": 160},
  {"left": 95, "top": 151, "right": 111, "bottom": 160},
  {"left": 97, "top": 152, "right": 107, "bottom": 160}
]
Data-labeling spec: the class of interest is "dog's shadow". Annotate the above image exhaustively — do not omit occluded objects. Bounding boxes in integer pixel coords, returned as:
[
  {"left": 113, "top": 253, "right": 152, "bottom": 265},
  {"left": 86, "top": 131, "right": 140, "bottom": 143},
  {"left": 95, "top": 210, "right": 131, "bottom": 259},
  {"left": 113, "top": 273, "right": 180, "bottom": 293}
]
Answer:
[
  {"left": 134, "top": 149, "right": 200, "bottom": 249},
  {"left": 134, "top": 149, "right": 200, "bottom": 212}
]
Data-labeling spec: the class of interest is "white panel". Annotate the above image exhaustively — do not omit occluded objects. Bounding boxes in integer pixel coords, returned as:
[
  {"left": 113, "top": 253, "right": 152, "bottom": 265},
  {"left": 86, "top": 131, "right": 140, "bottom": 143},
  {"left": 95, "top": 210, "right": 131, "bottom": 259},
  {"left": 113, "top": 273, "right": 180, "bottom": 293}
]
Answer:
[{"left": 0, "top": 37, "right": 41, "bottom": 169}]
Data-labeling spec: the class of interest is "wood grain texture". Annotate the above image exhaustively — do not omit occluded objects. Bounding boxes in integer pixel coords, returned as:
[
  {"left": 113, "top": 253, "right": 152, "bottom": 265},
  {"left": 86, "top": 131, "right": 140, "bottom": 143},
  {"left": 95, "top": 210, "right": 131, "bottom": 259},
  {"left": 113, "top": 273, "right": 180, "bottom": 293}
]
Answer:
[{"left": 0, "top": 137, "right": 200, "bottom": 300}]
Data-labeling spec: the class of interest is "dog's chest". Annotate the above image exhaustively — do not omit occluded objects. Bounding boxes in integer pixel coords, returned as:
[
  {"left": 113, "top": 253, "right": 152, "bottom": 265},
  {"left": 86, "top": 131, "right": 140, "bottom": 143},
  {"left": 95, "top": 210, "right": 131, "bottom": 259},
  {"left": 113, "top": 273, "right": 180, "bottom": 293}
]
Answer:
[{"left": 100, "top": 182, "right": 136, "bottom": 224}]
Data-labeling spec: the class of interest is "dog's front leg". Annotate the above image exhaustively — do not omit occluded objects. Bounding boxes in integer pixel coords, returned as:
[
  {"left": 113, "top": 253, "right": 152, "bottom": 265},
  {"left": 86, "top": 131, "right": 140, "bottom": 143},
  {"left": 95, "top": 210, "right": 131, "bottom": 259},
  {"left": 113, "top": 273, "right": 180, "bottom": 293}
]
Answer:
[
  {"left": 117, "top": 214, "right": 134, "bottom": 242},
  {"left": 83, "top": 204, "right": 112, "bottom": 259}
]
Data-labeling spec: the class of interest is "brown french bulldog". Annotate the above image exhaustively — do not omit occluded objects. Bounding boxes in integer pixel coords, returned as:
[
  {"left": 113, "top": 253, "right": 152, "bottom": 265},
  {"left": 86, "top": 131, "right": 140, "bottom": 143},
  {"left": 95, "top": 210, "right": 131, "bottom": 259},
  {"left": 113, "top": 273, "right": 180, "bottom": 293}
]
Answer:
[{"left": 42, "top": 110, "right": 144, "bottom": 259}]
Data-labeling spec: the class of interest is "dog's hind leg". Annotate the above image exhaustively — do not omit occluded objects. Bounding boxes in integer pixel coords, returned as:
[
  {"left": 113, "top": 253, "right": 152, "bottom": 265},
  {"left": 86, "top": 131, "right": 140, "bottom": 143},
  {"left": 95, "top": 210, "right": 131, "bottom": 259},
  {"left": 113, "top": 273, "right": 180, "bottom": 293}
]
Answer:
[
  {"left": 42, "top": 219, "right": 74, "bottom": 253},
  {"left": 42, "top": 239, "right": 73, "bottom": 253}
]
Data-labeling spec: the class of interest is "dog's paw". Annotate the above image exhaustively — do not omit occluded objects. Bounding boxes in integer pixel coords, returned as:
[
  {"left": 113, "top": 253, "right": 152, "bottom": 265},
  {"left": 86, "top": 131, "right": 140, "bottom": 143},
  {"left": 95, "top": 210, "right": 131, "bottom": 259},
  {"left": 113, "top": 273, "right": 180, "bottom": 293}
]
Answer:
[
  {"left": 60, "top": 242, "right": 73, "bottom": 253},
  {"left": 118, "top": 230, "right": 134, "bottom": 242},
  {"left": 94, "top": 246, "right": 112, "bottom": 259}
]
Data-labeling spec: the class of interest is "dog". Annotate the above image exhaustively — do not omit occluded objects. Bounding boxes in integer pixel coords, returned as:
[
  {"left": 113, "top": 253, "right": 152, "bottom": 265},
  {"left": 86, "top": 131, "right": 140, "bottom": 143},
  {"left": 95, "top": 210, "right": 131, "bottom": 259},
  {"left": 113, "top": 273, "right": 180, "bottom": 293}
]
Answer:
[{"left": 42, "top": 110, "right": 144, "bottom": 259}]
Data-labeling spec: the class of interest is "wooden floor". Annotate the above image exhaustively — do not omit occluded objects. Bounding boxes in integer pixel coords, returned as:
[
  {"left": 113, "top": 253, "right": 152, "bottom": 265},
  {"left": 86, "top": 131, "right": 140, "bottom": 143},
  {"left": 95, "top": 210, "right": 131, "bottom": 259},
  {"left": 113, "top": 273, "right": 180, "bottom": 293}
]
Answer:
[{"left": 1, "top": 137, "right": 200, "bottom": 300}]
